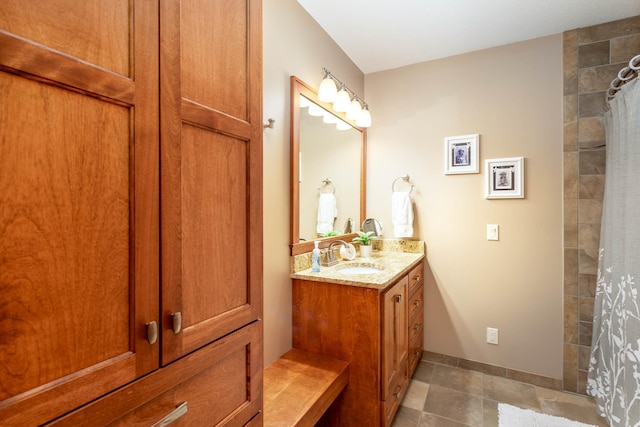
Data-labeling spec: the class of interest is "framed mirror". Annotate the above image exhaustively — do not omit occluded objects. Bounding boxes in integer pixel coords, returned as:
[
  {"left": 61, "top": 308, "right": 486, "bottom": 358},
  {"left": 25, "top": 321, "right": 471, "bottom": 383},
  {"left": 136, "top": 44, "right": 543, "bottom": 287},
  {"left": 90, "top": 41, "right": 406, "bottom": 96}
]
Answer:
[{"left": 290, "top": 76, "right": 366, "bottom": 255}]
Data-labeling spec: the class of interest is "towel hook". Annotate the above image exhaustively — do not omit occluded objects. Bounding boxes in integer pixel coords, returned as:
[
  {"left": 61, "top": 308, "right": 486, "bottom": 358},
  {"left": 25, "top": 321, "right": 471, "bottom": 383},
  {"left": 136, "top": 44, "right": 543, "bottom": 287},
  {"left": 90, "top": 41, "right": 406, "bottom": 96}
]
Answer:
[
  {"left": 319, "top": 178, "right": 336, "bottom": 194},
  {"left": 392, "top": 175, "right": 413, "bottom": 194}
]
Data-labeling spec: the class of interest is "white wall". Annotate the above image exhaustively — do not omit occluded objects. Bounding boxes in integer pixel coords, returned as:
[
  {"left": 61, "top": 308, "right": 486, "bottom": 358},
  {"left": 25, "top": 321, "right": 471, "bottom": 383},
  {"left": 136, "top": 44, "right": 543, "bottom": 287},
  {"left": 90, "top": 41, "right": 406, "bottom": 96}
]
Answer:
[
  {"left": 264, "top": 0, "right": 564, "bottom": 378},
  {"left": 262, "top": 0, "right": 364, "bottom": 365},
  {"left": 364, "top": 35, "right": 564, "bottom": 377}
]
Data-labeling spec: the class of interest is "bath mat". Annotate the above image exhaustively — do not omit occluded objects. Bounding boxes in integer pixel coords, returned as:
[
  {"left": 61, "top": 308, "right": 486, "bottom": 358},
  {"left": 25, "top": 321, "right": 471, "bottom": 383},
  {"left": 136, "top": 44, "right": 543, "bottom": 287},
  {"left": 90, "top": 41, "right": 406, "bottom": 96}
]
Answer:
[{"left": 498, "top": 403, "right": 597, "bottom": 427}]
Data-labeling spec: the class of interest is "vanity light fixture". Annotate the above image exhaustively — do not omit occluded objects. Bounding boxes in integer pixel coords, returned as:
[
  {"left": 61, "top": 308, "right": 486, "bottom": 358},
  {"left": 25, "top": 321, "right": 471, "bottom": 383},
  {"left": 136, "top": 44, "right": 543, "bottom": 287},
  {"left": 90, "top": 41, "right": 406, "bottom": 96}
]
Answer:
[
  {"left": 333, "top": 84, "right": 351, "bottom": 112},
  {"left": 318, "top": 69, "right": 338, "bottom": 102},
  {"left": 346, "top": 95, "right": 362, "bottom": 120},
  {"left": 356, "top": 104, "right": 372, "bottom": 128},
  {"left": 317, "top": 67, "right": 371, "bottom": 127}
]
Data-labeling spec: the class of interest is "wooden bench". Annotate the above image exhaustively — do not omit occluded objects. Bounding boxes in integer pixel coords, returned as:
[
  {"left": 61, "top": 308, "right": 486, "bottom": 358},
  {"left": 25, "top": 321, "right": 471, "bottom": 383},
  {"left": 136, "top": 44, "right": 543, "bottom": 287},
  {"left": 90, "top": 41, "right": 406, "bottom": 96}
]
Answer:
[{"left": 263, "top": 349, "right": 349, "bottom": 427}]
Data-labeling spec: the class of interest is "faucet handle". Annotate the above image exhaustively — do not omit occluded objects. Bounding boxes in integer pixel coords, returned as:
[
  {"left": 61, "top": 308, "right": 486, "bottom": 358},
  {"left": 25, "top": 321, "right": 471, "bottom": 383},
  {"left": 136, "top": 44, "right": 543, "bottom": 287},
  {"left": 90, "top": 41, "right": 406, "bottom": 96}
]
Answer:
[{"left": 320, "top": 248, "right": 338, "bottom": 266}]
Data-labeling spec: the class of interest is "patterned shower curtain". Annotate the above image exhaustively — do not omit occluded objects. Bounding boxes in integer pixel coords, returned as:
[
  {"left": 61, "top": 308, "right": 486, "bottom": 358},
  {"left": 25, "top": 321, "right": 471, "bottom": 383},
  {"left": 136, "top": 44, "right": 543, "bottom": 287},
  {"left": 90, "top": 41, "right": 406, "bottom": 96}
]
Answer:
[{"left": 587, "top": 77, "right": 640, "bottom": 427}]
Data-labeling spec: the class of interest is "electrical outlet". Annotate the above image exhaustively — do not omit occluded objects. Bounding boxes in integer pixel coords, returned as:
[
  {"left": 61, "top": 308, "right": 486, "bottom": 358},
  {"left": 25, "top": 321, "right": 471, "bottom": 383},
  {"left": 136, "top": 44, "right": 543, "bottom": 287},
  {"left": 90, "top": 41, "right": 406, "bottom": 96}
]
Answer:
[
  {"left": 486, "top": 327, "right": 499, "bottom": 345},
  {"left": 487, "top": 224, "right": 499, "bottom": 241}
]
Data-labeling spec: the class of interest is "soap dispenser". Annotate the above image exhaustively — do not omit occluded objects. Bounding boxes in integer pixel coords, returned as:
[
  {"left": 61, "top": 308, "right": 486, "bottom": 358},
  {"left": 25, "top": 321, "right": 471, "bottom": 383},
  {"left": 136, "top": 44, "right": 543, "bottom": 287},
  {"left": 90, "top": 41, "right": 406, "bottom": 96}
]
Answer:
[{"left": 312, "top": 241, "right": 321, "bottom": 272}]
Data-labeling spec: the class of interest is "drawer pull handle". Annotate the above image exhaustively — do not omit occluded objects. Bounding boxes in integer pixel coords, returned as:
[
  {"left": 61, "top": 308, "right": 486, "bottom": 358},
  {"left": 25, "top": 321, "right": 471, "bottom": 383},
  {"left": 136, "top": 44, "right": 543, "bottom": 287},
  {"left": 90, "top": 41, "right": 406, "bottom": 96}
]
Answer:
[
  {"left": 146, "top": 321, "right": 158, "bottom": 345},
  {"left": 413, "top": 300, "right": 421, "bottom": 307},
  {"left": 171, "top": 312, "right": 183, "bottom": 334},
  {"left": 152, "top": 402, "right": 188, "bottom": 427},
  {"left": 413, "top": 275, "right": 421, "bottom": 281},
  {"left": 393, "top": 385, "right": 402, "bottom": 399},
  {"left": 395, "top": 294, "right": 403, "bottom": 303}
]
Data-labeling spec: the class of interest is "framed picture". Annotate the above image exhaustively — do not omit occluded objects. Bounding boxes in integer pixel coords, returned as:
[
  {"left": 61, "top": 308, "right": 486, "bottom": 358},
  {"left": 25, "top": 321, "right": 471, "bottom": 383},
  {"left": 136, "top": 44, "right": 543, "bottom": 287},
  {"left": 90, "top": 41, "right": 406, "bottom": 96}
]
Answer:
[
  {"left": 444, "top": 134, "right": 479, "bottom": 174},
  {"left": 485, "top": 157, "right": 524, "bottom": 199}
]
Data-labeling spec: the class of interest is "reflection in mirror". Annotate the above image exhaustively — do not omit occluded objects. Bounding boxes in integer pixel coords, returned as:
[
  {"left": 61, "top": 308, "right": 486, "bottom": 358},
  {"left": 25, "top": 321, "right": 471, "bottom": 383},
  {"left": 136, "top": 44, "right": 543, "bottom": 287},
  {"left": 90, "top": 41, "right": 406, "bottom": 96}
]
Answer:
[
  {"left": 290, "top": 76, "right": 366, "bottom": 255},
  {"left": 299, "top": 106, "right": 361, "bottom": 240}
]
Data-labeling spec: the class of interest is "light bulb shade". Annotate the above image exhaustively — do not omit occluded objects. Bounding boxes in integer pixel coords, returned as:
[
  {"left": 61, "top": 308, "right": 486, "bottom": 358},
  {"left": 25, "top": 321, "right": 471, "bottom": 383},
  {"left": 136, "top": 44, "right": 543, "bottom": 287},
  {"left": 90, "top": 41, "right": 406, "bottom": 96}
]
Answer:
[
  {"left": 346, "top": 98, "right": 362, "bottom": 120},
  {"left": 318, "top": 77, "right": 337, "bottom": 102},
  {"left": 323, "top": 113, "right": 338, "bottom": 124},
  {"left": 356, "top": 106, "right": 372, "bottom": 128},
  {"left": 308, "top": 103, "right": 325, "bottom": 117},
  {"left": 333, "top": 86, "right": 350, "bottom": 112},
  {"left": 299, "top": 95, "right": 311, "bottom": 108},
  {"left": 336, "top": 120, "right": 351, "bottom": 131}
]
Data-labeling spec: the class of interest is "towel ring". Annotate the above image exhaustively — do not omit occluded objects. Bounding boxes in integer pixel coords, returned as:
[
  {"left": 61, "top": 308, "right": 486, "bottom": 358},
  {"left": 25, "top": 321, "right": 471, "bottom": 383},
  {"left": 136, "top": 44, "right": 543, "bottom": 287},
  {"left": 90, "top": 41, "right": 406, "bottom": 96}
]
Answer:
[
  {"left": 319, "top": 178, "right": 336, "bottom": 194},
  {"left": 392, "top": 175, "right": 413, "bottom": 194}
]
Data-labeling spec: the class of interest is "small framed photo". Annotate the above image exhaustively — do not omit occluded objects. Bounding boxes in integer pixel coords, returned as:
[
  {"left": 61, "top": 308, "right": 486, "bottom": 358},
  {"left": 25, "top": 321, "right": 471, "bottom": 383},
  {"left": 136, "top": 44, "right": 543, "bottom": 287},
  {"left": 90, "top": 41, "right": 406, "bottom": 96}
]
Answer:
[
  {"left": 444, "top": 134, "right": 479, "bottom": 174},
  {"left": 485, "top": 157, "right": 524, "bottom": 199}
]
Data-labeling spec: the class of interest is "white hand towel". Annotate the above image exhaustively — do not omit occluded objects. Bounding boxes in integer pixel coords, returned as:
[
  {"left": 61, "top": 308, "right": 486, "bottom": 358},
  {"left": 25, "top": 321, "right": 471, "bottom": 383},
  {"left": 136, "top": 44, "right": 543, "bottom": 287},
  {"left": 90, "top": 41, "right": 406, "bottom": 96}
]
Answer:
[
  {"left": 316, "top": 193, "right": 338, "bottom": 235},
  {"left": 391, "top": 191, "right": 413, "bottom": 238}
]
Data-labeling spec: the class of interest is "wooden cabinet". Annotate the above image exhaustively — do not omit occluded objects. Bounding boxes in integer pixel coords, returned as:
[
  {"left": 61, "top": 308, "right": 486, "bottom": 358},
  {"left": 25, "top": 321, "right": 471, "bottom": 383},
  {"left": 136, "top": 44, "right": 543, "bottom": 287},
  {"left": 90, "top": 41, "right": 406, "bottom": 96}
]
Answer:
[
  {"left": 408, "top": 263, "right": 425, "bottom": 376},
  {"left": 292, "top": 260, "right": 424, "bottom": 426},
  {"left": 381, "top": 276, "right": 409, "bottom": 427},
  {"left": 0, "top": 1, "right": 262, "bottom": 425}
]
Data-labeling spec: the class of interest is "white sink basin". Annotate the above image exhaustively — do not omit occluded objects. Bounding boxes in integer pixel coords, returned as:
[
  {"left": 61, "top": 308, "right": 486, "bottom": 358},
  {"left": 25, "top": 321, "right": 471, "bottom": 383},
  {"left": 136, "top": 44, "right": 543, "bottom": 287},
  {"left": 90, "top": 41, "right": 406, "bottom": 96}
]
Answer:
[{"left": 337, "top": 266, "right": 383, "bottom": 275}]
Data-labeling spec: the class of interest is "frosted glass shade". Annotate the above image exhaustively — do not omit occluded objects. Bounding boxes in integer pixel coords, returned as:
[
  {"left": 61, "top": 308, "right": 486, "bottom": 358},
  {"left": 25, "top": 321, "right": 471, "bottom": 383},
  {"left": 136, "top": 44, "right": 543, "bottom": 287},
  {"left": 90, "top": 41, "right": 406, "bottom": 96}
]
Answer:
[
  {"left": 346, "top": 98, "right": 362, "bottom": 120},
  {"left": 308, "top": 103, "right": 325, "bottom": 116},
  {"left": 318, "top": 77, "right": 337, "bottom": 102},
  {"left": 333, "top": 86, "right": 350, "bottom": 112},
  {"left": 356, "top": 106, "right": 371, "bottom": 128}
]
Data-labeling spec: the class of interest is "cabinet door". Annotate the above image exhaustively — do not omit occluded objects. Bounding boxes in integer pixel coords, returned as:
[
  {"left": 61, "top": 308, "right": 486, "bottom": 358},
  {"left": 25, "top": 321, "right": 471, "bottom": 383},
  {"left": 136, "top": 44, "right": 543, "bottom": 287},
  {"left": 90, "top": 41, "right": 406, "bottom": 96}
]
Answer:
[
  {"left": 0, "top": 1, "right": 160, "bottom": 425},
  {"left": 381, "top": 276, "right": 408, "bottom": 400},
  {"left": 159, "top": 0, "right": 263, "bottom": 364}
]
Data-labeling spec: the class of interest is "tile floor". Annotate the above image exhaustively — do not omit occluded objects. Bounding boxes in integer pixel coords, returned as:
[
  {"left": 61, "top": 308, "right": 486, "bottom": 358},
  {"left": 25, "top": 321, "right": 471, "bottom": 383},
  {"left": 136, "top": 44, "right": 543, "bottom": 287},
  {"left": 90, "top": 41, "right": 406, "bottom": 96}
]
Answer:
[{"left": 392, "top": 361, "right": 609, "bottom": 426}]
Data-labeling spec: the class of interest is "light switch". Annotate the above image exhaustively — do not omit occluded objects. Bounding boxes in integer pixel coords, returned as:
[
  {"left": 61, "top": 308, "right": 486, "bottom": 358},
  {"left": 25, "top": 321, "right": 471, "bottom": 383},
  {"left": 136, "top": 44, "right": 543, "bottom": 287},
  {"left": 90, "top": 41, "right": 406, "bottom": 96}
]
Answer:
[{"left": 487, "top": 224, "right": 499, "bottom": 241}]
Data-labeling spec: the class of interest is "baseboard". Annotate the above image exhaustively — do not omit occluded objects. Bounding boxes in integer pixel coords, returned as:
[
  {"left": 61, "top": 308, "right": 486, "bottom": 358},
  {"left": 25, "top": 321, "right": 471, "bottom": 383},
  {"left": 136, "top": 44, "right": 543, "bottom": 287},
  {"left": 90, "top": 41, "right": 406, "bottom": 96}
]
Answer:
[{"left": 421, "top": 351, "right": 563, "bottom": 391}]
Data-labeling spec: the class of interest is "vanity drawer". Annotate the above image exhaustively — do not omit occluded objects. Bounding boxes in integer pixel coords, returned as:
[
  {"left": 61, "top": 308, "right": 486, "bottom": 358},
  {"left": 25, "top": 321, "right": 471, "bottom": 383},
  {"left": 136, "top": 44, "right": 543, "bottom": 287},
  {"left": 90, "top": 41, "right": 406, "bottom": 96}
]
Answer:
[
  {"left": 408, "top": 285, "right": 423, "bottom": 322},
  {"left": 48, "top": 323, "right": 262, "bottom": 427},
  {"left": 382, "top": 361, "right": 408, "bottom": 427},
  {"left": 408, "top": 332, "right": 424, "bottom": 377},
  {"left": 408, "top": 262, "right": 424, "bottom": 297}
]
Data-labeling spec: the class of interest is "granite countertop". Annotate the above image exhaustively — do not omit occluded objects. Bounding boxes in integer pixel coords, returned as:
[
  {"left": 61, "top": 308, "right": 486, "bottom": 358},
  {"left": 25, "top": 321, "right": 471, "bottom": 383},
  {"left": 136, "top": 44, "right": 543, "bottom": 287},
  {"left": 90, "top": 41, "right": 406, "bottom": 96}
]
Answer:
[{"left": 290, "top": 250, "right": 425, "bottom": 290}]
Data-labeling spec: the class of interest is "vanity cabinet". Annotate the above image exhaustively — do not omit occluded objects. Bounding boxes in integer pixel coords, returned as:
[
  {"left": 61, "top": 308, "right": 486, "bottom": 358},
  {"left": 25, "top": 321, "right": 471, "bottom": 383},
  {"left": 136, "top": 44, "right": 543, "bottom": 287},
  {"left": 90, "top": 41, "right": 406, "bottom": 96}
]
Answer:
[
  {"left": 0, "top": 0, "right": 262, "bottom": 425},
  {"left": 292, "top": 260, "right": 424, "bottom": 426}
]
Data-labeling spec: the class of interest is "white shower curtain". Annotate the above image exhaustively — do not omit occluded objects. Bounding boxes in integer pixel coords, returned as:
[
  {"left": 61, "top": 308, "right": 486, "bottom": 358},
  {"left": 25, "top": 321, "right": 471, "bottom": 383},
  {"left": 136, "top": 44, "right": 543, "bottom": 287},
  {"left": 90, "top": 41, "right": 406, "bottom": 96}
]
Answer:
[{"left": 587, "top": 78, "right": 640, "bottom": 427}]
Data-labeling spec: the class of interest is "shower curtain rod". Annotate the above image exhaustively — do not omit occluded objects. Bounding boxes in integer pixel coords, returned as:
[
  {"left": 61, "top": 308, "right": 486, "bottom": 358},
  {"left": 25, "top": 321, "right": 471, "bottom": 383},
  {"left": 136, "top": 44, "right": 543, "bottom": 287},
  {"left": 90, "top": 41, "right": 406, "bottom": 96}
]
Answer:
[{"left": 606, "top": 54, "right": 640, "bottom": 103}]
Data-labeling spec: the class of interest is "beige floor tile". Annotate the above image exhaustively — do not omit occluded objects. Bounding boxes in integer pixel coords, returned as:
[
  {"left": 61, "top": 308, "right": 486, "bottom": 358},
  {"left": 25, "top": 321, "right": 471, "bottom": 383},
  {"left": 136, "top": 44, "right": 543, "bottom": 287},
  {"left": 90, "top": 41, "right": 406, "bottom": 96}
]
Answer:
[
  {"left": 430, "top": 364, "right": 483, "bottom": 396},
  {"left": 392, "top": 406, "right": 423, "bottom": 427},
  {"left": 419, "top": 413, "right": 474, "bottom": 426},
  {"left": 483, "top": 375, "right": 541, "bottom": 411},
  {"left": 402, "top": 380, "right": 430, "bottom": 411},
  {"left": 423, "top": 385, "right": 483, "bottom": 426}
]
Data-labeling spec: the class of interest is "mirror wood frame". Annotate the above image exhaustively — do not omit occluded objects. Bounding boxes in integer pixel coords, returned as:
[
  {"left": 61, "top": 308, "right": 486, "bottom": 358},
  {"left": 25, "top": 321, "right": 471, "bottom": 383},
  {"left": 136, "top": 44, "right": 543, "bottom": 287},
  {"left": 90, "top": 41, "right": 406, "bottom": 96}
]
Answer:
[{"left": 289, "top": 76, "right": 367, "bottom": 256}]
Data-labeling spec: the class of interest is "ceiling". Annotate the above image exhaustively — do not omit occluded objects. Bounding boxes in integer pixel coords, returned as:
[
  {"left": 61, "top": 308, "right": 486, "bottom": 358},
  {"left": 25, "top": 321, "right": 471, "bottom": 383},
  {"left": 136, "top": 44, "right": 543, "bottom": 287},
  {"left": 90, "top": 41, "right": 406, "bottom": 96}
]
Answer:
[{"left": 296, "top": 0, "right": 640, "bottom": 74}]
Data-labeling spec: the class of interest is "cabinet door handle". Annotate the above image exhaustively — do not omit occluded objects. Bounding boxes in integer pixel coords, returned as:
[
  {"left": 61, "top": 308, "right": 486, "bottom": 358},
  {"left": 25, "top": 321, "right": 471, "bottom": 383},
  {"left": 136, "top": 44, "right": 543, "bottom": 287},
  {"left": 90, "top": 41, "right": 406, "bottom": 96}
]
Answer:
[
  {"left": 393, "top": 385, "right": 402, "bottom": 399},
  {"left": 413, "top": 300, "right": 421, "bottom": 307},
  {"left": 395, "top": 294, "right": 403, "bottom": 303},
  {"left": 171, "top": 312, "right": 182, "bottom": 334},
  {"left": 146, "top": 321, "right": 158, "bottom": 345},
  {"left": 413, "top": 275, "right": 421, "bottom": 282},
  {"left": 152, "top": 402, "right": 188, "bottom": 427}
]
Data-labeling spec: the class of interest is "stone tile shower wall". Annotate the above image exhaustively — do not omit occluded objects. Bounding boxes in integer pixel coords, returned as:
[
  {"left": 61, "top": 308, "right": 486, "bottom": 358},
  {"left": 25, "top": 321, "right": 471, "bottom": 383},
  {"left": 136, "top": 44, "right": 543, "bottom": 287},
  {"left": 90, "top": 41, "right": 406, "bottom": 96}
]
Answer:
[{"left": 563, "top": 16, "right": 640, "bottom": 394}]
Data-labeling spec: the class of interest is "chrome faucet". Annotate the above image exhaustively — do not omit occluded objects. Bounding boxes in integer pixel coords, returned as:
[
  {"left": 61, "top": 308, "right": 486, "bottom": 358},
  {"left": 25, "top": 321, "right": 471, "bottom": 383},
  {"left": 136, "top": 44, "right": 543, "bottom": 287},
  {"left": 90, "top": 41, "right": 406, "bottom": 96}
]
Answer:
[{"left": 321, "top": 240, "right": 347, "bottom": 266}]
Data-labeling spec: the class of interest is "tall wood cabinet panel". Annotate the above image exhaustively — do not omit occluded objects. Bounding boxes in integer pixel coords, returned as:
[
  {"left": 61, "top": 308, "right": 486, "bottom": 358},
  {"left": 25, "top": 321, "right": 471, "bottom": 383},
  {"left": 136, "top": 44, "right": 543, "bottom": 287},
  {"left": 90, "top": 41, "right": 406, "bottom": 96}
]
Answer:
[
  {"left": 0, "top": 0, "right": 262, "bottom": 425},
  {"left": 0, "top": 2, "right": 159, "bottom": 425},
  {"left": 159, "top": 0, "right": 263, "bottom": 365}
]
